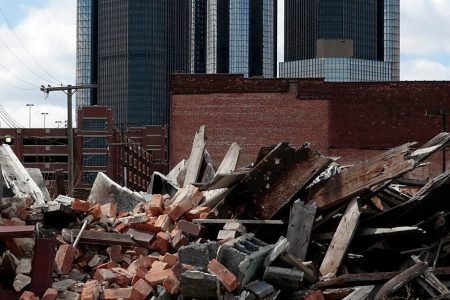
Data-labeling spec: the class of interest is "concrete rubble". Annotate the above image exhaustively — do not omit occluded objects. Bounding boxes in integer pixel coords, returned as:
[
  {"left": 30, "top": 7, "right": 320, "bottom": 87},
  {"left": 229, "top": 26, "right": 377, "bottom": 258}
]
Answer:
[{"left": 1, "top": 129, "right": 450, "bottom": 299}]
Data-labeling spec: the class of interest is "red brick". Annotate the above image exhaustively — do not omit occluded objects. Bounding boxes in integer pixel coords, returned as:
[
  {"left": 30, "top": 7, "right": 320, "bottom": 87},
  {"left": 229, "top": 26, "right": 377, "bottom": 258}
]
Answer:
[
  {"left": 151, "top": 261, "right": 169, "bottom": 272},
  {"left": 207, "top": 259, "right": 239, "bottom": 292},
  {"left": 103, "top": 288, "right": 132, "bottom": 299},
  {"left": 185, "top": 206, "right": 211, "bottom": 221},
  {"left": 127, "top": 256, "right": 156, "bottom": 276},
  {"left": 176, "top": 220, "right": 202, "bottom": 237},
  {"left": 93, "top": 268, "right": 117, "bottom": 283},
  {"left": 19, "top": 291, "right": 39, "bottom": 300},
  {"left": 149, "top": 194, "right": 164, "bottom": 216},
  {"left": 80, "top": 280, "right": 100, "bottom": 300},
  {"left": 42, "top": 288, "right": 58, "bottom": 300},
  {"left": 167, "top": 201, "right": 193, "bottom": 221},
  {"left": 89, "top": 204, "right": 102, "bottom": 220},
  {"left": 163, "top": 274, "right": 180, "bottom": 295},
  {"left": 71, "top": 199, "right": 91, "bottom": 213},
  {"left": 54, "top": 244, "right": 76, "bottom": 274},
  {"left": 131, "top": 278, "right": 153, "bottom": 300},
  {"left": 170, "top": 229, "right": 189, "bottom": 250},
  {"left": 144, "top": 268, "right": 174, "bottom": 287},
  {"left": 96, "top": 261, "right": 119, "bottom": 270},
  {"left": 112, "top": 268, "right": 133, "bottom": 287},
  {"left": 107, "top": 245, "right": 123, "bottom": 263},
  {"left": 161, "top": 253, "right": 178, "bottom": 267},
  {"left": 154, "top": 232, "right": 170, "bottom": 254},
  {"left": 154, "top": 214, "right": 173, "bottom": 232},
  {"left": 304, "top": 290, "right": 325, "bottom": 300}
]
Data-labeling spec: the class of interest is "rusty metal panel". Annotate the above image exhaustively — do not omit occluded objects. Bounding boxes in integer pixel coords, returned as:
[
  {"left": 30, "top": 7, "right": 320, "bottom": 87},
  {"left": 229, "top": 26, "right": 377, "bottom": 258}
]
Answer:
[
  {"left": 31, "top": 235, "right": 56, "bottom": 297},
  {"left": 0, "top": 225, "right": 35, "bottom": 238}
]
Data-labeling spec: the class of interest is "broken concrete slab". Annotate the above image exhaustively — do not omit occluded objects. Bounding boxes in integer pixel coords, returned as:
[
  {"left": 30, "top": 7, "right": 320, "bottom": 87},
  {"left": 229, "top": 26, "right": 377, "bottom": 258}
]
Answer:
[
  {"left": 263, "top": 266, "right": 303, "bottom": 291},
  {"left": 87, "top": 172, "right": 145, "bottom": 212},
  {"left": 181, "top": 271, "right": 219, "bottom": 299}
]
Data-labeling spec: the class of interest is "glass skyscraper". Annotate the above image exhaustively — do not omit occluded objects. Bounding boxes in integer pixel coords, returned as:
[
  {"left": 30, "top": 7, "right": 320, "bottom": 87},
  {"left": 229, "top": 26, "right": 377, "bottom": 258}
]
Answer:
[
  {"left": 280, "top": 0, "right": 399, "bottom": 82},
  {"left": 196, "top": 0, "right": 277, "bottom": 78},
  {"left": 76, "top": 0, "right": 190, "bottom": 127}
]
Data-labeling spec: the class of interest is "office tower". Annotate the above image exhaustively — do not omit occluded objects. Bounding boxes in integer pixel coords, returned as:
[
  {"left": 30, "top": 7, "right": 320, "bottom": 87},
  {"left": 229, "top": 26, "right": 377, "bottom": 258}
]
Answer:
[
  {"left": 191, "top": 0, "right": 277, "bottom": 78},
  {"left": 76, "top": 0, "right": 97, "bottom": 107},
  {"left": 76, "top": 0, "right": 190, "bottom": 127},
  {"left": 280, "top": 0, "right": 400, "bottom": 82}
]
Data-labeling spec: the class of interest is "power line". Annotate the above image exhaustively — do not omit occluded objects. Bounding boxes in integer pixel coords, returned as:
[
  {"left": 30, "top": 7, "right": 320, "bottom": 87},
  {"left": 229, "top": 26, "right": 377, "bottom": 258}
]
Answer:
[
  {"left": 0, "top": 76, "right": 36, "bottom": 91},
  {"left": 0, "top": 6, "right": 62, "bottom": 85},
  {"left": 0, "top": 60, "right": 39, "bottom": 88},
  {"left": 0, "top": 105, "right": 24, "bottom": 128},
  {"left": 0, "top": 30, "right": 54, "bottom": 85}
]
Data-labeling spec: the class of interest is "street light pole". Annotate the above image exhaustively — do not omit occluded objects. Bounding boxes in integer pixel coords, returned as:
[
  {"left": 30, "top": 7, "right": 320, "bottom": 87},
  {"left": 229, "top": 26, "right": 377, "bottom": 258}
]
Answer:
[
  {"left": 26, "top": 104, "right": 34, "bottom": 128},
  {"left": 55, "top": 121, "right": 62, "bottom": 128},
  {"left": 41, "top": 112, "right": 48, "bottom": 128}
]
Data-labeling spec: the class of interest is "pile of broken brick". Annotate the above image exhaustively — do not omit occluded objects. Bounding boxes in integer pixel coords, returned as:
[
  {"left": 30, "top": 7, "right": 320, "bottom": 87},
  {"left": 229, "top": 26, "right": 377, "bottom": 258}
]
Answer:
[{"left": 3, "top": 127, "right": 450, "bottom": 299}]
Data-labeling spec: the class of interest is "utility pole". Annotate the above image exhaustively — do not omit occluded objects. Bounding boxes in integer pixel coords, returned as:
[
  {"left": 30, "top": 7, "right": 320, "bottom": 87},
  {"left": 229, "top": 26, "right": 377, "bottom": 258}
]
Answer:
[
  {"left": 26, "top": 104, "right": 34, "bottom": 128},
  {"left": 41, "top": 112, "right": 48, "bottom": 128},
  {"left": 426, "top": 109, "right": 450, "bottom": 173},
  {"left": 40, "top": 84, "right": 97, "bottom": 196}
]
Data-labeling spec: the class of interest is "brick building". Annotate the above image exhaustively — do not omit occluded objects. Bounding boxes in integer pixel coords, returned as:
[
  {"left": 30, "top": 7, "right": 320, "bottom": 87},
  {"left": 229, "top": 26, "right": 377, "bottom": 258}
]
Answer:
[
  {"left": 0, "top": 106, "right": 167, "bottom": 198},
  {"left": 170, "top": 74, "right": 450, "bottom": 180}
]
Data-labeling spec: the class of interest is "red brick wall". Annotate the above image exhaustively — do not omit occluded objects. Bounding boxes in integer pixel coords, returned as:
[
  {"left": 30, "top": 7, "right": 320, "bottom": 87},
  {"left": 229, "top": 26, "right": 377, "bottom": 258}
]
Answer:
[
  {"left": 170, "top": 76, "right": 329, "bottom": 167},
  {"left": 170, "top": 74, "right": 450, "bottom": 179}
]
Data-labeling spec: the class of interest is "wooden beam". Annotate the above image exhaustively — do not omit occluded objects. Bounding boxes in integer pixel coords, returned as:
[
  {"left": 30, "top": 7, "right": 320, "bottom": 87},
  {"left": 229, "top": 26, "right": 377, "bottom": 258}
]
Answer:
[
  {"left": 0, "top": 225, "right": 35, "bottom": 238},
  {"left": 374, "top": 262, "right": 428, "bottom": 300},
  {"left": 342, "top": 286, "right": 375, "bottom": 300},
  {"left": 411, "top": 256, "right": 450, "bottom": 296},
  {"left": 320, "top": 198, "right": 361, "bottom": 276},
  {"left": 312, "top": 226, "right": 425, "bottom": 241},
  {"left": 281, "top": 253, "right": 318, "bottom": 283},
  {"left": 286, "top": 200, "right": 316, "bottom": 261},
  {"left": 216, "top": 142, "right": 240, "bottom": 174},
  {"left": 309, "top": 144, "right": 416, "bottom": 210},
  {"left": 193, "top": 219, "right": 284, "bottom": 225},
  {"left": 183, "top": 125, "right": 206, "bottom": 187}
]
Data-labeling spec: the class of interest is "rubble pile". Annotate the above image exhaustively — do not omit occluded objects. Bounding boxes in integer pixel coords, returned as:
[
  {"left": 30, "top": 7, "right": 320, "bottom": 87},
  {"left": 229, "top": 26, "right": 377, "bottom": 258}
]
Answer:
[{"left": 2, "top": 127, "right": 450, "bottom": 299}]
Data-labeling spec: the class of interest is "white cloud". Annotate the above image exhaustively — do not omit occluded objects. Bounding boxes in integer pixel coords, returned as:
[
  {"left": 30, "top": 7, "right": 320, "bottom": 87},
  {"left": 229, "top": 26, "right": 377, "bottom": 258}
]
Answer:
[
  {"left": 0, "top": 0, "right": 75, "bottom": 129},
  {"left": 401, "top": 59, "right": 450, "bottom": 81}
]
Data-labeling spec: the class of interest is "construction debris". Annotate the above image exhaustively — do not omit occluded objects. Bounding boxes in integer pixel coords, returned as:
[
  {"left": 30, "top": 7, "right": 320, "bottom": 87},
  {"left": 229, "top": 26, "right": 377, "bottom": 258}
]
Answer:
[{"left": 1, "top": 128, "right": 450, "bottom": 299}]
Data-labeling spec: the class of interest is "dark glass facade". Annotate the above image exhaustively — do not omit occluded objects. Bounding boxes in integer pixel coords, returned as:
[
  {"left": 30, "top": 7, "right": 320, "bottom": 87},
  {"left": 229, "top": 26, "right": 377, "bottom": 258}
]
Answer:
[
  {"left": 76, "top": 0, "right": 191, "bottom": 127},
  {"left": 202, "top": 0, "right": 276, "bottom": 78},
  {"left": 282, "top": 0, "right": 399, "bottom": 82}
]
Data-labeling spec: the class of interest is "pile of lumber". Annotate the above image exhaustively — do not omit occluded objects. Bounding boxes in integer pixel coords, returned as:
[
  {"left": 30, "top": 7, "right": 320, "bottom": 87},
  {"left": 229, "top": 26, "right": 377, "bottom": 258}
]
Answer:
[{"left": 2, "top": 127, "right": 450, "bottom": 299}]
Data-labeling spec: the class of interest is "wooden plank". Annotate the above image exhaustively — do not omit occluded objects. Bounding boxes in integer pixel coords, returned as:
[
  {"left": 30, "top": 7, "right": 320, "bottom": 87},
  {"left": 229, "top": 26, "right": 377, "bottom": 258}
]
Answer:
[
  {"left": 200, "top": 171, "right": 247, "bottom": 191},
  {"left": 309, "top": 144, "right": 416, "bottom": 210},
  {"left": 286, "top": 200, "right": 316, "bottom": 261},
  {"left": 281, "top": 253, "right": 318, "bottom": 283},
  {"left": 410, "top": 132, "right": 450, "bottom": 163},
  {"left": 411, "top": 256, "right": 450, "bottom": 296},
  {"left": 62, "top": 229, "right": 135, "bottom": 247},
  {"left": 312, "top": 226, "right": 425, "bottom": 241},
  {"left": 216, "top": 142, "right": 240, "bottom": 174},
  {"left": 183, "top": 125, "right": 206, "bottom": 187},
  {"left": 342, "top": 286, "right": 375, "bottom": 300},
  {"left": 166, "top": 159, "right": 185, "bottom": 186},
  {"left": 319, "top": 198, "right": 361, "bottom": 276},
  {"left": 0, "top": 225, "right": 35, "bottom": 238},
  {"left": 193, "top": 219, "right": 284, "bottom": 225},
  {"left": 374, "top": 261, "right": 428, "bottom": 300}
]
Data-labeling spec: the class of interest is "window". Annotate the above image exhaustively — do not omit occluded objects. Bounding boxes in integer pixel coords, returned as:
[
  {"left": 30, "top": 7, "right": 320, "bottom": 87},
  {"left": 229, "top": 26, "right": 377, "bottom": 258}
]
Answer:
[
  {"left": 82, "top": 119, "right": 107, "bottom": 131},
  {"left": 83, "top": 137, "right": 107, "bottom": 148},
  {"left": 82, "top": 171, "right": 98, "bottom": 184},
  {"left": 83, "top": 154, "right": 107, "bottom": 166}
]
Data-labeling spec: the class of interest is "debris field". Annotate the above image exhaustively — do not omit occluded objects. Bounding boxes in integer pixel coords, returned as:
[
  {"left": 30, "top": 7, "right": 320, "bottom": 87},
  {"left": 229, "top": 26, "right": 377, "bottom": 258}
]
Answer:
[{"left": 2, "top": 126, "right": 450, "bottom": 299}]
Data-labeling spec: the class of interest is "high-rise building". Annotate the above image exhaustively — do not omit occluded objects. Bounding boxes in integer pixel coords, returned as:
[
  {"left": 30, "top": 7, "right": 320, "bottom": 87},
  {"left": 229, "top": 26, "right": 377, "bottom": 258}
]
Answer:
[
  {"left": 191, "top": 0, "right": 277, "bottom": 78},
  {"left": 280, "top": 0, "right": 400, "bottom": 82},
  {"left": 76, "top": 0, "right": 276, "bottom": 127},
  {"left": 76, "top": 0, "right": 190, "bottom": 127}
]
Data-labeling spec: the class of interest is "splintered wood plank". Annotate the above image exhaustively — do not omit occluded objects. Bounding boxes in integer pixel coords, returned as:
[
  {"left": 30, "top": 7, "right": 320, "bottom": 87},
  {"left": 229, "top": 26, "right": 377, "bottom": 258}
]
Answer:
[
  {"left": 319, "top": 198, "right": 361, "bottom": 276},
  {"left": 286, "top": 200, "right": 316, "bottom": 261},
  {"left": 183, "top": 125, "right": 206, "bottom": 187},
  {"left": 281, "top": 253, "right": 318, "bottom": 283},
  {"left": 309, "top": 144, "right": 416, "bottom": 210},
  {"left": 411, "top": 256, "right": 450, "bottom": 296},
  {"left": 312, "top": 226, "right": 425, "bottom": 241},
  {"left": 343, "top": 286, "right": 375, "bottom": 300},
  {"left": 216, "top": 142, "right": 240, "bottom": 174},
  {"left": 374, "top": 261, "right": 427, "bottom": 300}
]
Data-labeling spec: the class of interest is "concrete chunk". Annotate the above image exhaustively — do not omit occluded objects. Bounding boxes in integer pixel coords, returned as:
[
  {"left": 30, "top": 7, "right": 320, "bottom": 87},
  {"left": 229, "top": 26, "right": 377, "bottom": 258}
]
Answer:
[
  {"left": 181, "top": 271, "right": 219, "bottom": 299},
  {"left": 263, "top": 266, "right": 303, "bottom": 290}
]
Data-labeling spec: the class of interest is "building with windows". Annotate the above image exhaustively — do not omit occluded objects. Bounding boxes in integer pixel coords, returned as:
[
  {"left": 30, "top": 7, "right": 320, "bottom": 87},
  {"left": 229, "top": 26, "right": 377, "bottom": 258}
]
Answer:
[
  {"left": 0, "top": 106, "right": 167, "bottom": 198},
  {"left": 76, "top": 0, "right": 190, "bottom": 127},
  {"left": 280, "top": 0, "right": 400, "bottom": 81},
  {"left": 195, "top": 0, "right": 277, "bottom": 78}
]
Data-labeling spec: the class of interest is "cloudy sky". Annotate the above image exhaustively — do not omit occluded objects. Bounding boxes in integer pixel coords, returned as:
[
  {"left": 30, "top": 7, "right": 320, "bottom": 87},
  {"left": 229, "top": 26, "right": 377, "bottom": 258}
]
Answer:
[{"left": 0, "top": 0, "right": 449, "bottom": 128}]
